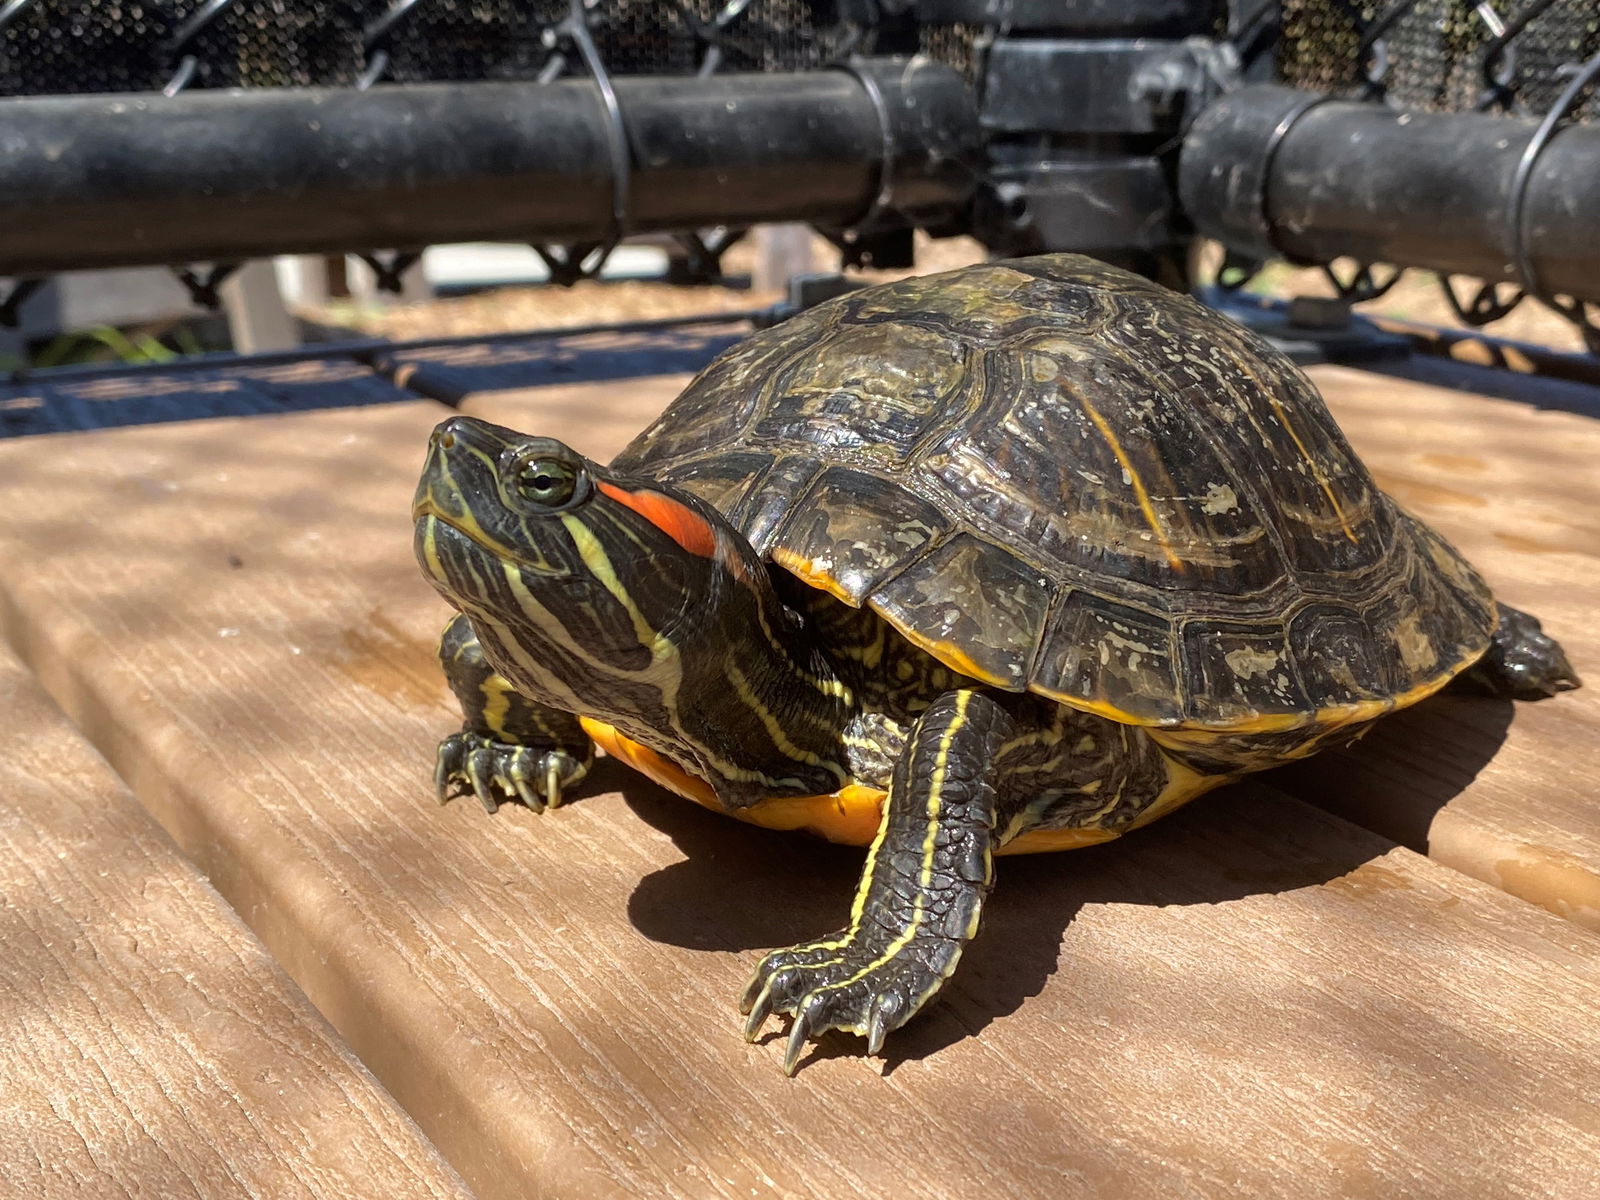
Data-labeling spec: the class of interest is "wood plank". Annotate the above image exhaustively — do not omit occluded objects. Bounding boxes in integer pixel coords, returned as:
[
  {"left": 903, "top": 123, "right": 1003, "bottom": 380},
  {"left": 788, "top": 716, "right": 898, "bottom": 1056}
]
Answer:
[
  {"left": 0, "top": 642, "right": 468, "bottom": 1198},
  {"left": 1310, "top": 364, "right": 1600, "bottom": 552},
  {"left": 1285, "top": 365, "right": 1600, "bottom": 927},
  {"left": 4, "top": 398, "right": 1600, "bottom": 1195}
]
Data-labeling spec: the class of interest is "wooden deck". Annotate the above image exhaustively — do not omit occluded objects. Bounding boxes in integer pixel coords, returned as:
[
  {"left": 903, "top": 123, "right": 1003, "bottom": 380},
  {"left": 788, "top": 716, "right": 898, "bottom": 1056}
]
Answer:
[{"left": 1, "top": 325, "right": 1598, "bottom": 1197}]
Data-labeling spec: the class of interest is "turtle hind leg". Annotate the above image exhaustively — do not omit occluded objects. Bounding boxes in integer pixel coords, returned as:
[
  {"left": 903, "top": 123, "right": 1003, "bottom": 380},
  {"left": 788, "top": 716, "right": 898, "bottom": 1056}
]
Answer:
[
  {"left": 739, "top": 689, "right": 1014, "bottom": 1074},
  {"left": 1458, "top": 604, "right": 1581, "bottom": 701}
]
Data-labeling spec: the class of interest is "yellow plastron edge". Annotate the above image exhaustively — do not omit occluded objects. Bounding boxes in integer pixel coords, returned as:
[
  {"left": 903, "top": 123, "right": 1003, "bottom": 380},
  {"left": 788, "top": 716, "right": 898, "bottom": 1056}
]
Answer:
[{"left": 578, "top": 717, "right": 1122, "bottom": 856}]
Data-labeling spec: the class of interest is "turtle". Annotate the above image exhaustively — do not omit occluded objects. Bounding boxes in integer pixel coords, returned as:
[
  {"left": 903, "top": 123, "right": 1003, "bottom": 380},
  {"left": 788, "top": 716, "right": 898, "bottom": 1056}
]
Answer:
[{"left": 412, "top": 253, "right": 1579, "bottom": 1074}]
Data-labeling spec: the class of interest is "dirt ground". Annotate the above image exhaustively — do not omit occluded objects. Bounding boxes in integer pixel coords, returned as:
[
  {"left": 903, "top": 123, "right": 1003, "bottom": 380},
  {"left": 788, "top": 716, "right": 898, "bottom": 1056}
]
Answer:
[{"left": 300, "top": 232, "right": 1592, "bottom": 356}]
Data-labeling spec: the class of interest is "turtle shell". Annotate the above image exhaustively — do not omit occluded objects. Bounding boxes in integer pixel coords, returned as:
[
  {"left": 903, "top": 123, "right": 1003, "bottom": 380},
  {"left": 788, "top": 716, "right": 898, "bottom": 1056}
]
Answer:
[{"left": 611, "top": 254, "right": 1497, "bottom": 730}]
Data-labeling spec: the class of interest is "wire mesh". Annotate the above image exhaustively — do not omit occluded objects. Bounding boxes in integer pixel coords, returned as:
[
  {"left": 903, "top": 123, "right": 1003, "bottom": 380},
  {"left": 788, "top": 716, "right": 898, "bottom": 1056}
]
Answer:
[
  {"left": 1277, "top": 0, "right": 1599, "bottom": 118},
  {"left": 0, "top": 1, "right": 969, "bottom": 94}
]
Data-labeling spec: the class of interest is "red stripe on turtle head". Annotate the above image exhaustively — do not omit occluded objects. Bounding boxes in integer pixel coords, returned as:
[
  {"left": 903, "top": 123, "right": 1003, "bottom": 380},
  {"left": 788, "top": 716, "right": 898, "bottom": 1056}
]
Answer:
[{"left": 597, "top": 480, "right": 719, "bottom": 558}]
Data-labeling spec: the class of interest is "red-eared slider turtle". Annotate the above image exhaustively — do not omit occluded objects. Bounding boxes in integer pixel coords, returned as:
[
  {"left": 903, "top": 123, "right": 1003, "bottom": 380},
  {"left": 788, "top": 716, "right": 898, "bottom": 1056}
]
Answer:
[{"left": 413, "top": 253, "right": 1579, "bottom": 1074}]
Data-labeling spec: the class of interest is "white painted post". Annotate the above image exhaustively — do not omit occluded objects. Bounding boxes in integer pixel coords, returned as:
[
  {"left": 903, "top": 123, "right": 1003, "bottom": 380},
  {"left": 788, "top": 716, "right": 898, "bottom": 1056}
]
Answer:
[
  {"left": 221, "top": 260, "right": 300, "bottom": 353},
  {"left": 752, "top": 224, "right": 818, "bottom": 293}
]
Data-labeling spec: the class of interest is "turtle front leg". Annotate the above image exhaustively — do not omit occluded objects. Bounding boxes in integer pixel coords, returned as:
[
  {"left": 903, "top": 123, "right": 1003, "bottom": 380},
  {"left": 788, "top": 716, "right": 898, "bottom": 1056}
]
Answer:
[
  {"left": 435, "top": 614, "right": 593, "bottom": 814},
  {"left": 1459, "top": 603, "right": 1581, "bottom": 700},
  {"left": 741, "top": 690, "right": 1015, "bottom": 1074}
]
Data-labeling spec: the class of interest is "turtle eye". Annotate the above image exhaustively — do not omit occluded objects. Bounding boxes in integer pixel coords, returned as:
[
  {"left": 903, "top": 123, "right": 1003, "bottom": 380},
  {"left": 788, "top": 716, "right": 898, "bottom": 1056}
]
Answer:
[{"left": 515, "top": 458, "right": 578, "bottom": 506}]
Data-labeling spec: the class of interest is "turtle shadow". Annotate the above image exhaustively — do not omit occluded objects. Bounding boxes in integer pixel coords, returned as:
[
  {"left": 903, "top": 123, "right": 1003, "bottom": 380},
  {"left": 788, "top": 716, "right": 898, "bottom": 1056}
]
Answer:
[
  {"left": 1265, "top": 689, "right": 1517, "bottom": 854},
  {"left": 619, "top": 693, "right": 1515, "bottom": 1073}
]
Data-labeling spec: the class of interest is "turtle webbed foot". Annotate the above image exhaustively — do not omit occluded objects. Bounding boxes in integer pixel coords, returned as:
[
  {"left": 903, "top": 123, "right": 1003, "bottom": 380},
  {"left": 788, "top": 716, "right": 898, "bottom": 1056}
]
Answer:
[
  {"left": 434, "top": 732, "right": 590, "bottom": 814},
  {"left": 739, "top": 929, "right": 955, "bottom": 1075}
]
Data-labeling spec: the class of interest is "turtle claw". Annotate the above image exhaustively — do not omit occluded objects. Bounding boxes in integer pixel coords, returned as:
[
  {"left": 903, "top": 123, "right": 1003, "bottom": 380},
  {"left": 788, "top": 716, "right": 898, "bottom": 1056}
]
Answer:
[
  {"left": 433, "top": 752, "right": 453, "bottom": 806},
  {"left": 465, "top": 746, "right": 502, "bottom": 813},
  {"left": 741, "top": 980, "right": 775, "bottom": 1043},
  {"left": 783, "top": 996, "right": 824, "bottom": 1076},
  {"left": 433, "top": 733, "right": 588, "bottom": 814},
  {"left": 506, "top": 755, "right": 545, "bottom": 813},
  {"left": 866, "top": 992, "right": 900, "bottom": 1057},
  {"left": 544, "top": 755, "right": 565, "bottom": 810},
  {"left": 739, "top": 935, "right": 941, "bottom": 1073}
]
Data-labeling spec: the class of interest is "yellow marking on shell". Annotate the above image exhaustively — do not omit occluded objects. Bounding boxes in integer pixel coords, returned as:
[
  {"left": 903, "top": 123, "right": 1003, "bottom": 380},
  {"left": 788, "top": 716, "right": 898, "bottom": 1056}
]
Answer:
[
  {"left": 873, "top": 622, "right": 1012, "bottom": 688},
  {"left": 1265, "top": 390, "right": 1359, "bottom": 544},
  {"left": 999, "top": 827, "right": 1121, "bottom": 854},
  {"left": 587, "top": 618, "right": 1483, "bottom": 858},
  {"left": 1078, "top": 395, "right": 1184, "bottom": 571},
  {"left": 480, "top": 674, "right": 514, "bottom": 739},
  {"left": 1033, "top": 628, "right": 1485, "bottom": 732},
  {"left": 771, "top": 547, "right": 857, "bottom": 606}
]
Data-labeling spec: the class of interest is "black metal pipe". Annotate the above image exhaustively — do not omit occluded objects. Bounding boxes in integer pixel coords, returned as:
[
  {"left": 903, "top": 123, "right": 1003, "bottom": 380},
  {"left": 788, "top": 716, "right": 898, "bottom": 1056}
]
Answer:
[
  {"left": 0, "top": 61, "right": 978, "bottom": 274},
  {"left": 1179, "top": 84, "right": 1600, "bottom": 302}
]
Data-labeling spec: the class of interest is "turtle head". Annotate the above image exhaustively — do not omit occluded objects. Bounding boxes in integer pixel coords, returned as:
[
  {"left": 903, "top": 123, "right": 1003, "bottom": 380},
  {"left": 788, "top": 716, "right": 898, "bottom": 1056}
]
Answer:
[
  {"left": 415, "top": 414, "right": 853, "bottom": 800},
  {"left": 413, "top": 415, "right": 754, "bottom": 693}
]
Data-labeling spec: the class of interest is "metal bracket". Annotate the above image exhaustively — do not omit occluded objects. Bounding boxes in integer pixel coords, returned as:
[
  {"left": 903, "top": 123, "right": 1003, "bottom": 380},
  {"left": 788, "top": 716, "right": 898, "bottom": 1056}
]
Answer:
[
  {"left": 531, "top": 243, "right": 612, "bottom": 288},
  {"left": 1321, "top": 261, "right": 1403, "bottom": 304},
  {"left": 355, "top": 251, "right": 424, "bottom": 294},
  {"left": 1131, "top": 37, "right": 1244, "bottom": 129},
  {"left": 669, "top": 228, "right": 747, "bottom": 284},
  {"left": 1214, "top": 249, "right": 1266, "bottom": 293},
  {"left": 1436, "top": 273, "right": 1524, "bottom": 327},
  {"left": 0, "top": 278, "right": 44, "bottom": 329},
  {"left": 171, "top": 263, "right": 242, "bottom": 310}
]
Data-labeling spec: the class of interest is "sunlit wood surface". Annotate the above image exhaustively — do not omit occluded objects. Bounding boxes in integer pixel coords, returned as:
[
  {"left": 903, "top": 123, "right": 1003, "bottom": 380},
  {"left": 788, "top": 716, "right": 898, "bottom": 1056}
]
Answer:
[
  {"left": 0, "top": 621, "right": 467, "bottom": 1198},
  {"left": 0, "top": 331, "right": 1597, "bottom": 1198}
]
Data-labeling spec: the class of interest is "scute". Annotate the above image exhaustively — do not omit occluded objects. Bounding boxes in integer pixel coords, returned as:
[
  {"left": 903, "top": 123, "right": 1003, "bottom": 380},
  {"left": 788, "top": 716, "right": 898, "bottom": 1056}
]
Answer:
[
  {"left": 868, "top": 533, "right": 1053, "bottom": 690},
  {"left": 614, "top": 254, "right": 1498, "bottom": 729},
  {"left": 766, "top": 466, "right": 950, "bottom": 605}
]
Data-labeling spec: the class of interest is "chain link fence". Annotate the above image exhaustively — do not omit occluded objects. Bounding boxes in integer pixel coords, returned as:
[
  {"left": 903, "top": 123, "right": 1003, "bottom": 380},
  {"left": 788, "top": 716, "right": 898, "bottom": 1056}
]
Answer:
[
  {"left": 0, "top": 1, "right": 975, "bottom": 93},
  {"left": 1, "top": 1, "right": 1597, "bottom": 357}
]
